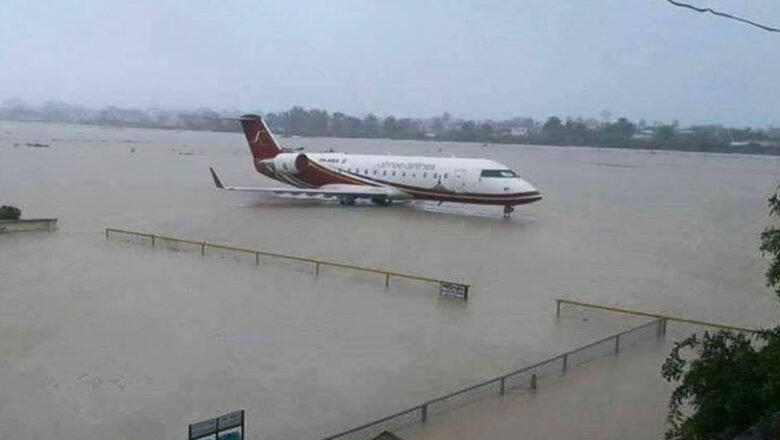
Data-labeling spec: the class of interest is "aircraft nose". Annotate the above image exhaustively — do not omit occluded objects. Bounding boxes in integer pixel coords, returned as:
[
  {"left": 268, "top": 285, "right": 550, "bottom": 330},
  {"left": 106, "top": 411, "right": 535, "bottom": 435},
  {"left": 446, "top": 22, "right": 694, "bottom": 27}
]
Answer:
[{"left": 518, "top": 178, "right": 538, "bottom": 194}]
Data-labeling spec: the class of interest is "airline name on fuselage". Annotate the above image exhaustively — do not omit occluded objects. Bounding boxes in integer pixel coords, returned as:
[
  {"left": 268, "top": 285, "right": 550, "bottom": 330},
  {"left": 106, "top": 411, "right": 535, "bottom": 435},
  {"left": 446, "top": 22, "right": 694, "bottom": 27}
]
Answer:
[{"left": 318, "top": 156, "right": 437, "bottom": 171}]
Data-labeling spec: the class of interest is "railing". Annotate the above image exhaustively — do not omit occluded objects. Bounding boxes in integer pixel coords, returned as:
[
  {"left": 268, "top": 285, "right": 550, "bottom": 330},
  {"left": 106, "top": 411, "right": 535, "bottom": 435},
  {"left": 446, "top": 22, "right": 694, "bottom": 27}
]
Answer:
[
  {"left": 105, "top": 228, "right": 470, "bottom": 300},
  {"left": 556, "top": 298, "right": 760, "bottom": 333},
  {"left": 313, "top": 318, "right": 666, "bottom": 440}
]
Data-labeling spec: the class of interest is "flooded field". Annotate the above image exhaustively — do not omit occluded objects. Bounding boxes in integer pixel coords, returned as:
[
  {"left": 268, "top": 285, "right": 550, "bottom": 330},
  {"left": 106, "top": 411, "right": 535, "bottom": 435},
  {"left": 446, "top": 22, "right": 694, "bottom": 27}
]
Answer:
[{"left": 1, "top": 121, "right": 779, "bottom": 440}]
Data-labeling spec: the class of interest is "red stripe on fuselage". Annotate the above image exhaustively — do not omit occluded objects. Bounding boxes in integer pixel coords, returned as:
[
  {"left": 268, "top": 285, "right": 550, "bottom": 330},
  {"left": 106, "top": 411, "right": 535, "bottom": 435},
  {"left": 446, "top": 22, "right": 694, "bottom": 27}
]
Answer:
[
  {"left": 258, "top": 160, "right": 369, "bottom": 188},
  {"left": 327, "top": 171, "right": 541, "bottom": 205}
]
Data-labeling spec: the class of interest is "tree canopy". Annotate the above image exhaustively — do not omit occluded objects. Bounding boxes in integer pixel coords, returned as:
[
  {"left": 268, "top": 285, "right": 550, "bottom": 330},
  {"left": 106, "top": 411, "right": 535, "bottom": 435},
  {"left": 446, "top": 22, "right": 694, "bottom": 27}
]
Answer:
[
  {"left": 661, "top": 190, "right": 780, "bottom": 440},
  {"left": 760, "top": 191, "right": 780, "bottom": 299}
]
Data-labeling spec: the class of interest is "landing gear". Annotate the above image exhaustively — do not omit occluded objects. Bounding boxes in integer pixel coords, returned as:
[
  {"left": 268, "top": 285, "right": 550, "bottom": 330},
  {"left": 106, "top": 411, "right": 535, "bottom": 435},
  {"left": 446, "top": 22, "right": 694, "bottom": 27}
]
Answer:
[
  {"left": 339, "top": 197, "right": 356, "bottom": 206},
  {"left": 503, "top": 205, "right": 515, "bottom": 218},
  {"left": 371, "top": 197, "right": 392, "bottom": 207}
]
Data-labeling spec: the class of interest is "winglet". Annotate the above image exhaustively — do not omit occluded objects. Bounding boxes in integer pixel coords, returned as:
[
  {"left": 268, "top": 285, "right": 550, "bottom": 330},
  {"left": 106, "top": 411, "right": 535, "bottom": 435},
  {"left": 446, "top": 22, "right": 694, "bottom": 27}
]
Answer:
[{"left": 209, "top": 167, "right": 224, "bottom": 189}]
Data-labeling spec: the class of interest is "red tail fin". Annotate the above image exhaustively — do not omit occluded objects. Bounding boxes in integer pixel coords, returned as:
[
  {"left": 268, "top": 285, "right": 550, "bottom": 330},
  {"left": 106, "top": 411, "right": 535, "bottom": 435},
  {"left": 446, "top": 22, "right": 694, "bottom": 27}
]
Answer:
[{"left": 239, "top": 114, "right": 282, "bottom": 167}]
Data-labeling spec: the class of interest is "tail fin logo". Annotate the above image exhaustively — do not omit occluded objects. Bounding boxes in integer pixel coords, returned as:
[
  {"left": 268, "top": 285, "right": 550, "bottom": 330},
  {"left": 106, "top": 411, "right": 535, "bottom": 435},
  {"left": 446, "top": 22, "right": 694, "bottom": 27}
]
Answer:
[
  {"left": 239, "top": 114, "right": 282, "bottom": 166},
  {"left": 253, "top": 128, "right": 269, "bottom": 145}
]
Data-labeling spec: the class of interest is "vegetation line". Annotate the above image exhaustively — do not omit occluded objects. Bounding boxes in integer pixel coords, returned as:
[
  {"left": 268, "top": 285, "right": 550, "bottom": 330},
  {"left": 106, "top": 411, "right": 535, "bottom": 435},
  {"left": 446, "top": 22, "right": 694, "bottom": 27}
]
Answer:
[{"left": 3, "top": 101, "right": 780, "bottom": 155}]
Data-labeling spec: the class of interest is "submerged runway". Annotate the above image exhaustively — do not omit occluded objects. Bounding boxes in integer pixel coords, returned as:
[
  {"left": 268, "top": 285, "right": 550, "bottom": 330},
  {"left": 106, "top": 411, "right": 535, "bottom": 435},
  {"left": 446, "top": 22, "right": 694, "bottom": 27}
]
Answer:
[{"left": 1, "top": 121, "right": 778, "bottom": 439}]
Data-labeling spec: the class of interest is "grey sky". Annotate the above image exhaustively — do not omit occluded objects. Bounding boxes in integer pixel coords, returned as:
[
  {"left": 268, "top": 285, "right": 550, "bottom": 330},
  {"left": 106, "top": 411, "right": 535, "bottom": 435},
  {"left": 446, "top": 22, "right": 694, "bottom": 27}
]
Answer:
[{"left": 1, "top": 0, "right": 778, "bottom": 126}]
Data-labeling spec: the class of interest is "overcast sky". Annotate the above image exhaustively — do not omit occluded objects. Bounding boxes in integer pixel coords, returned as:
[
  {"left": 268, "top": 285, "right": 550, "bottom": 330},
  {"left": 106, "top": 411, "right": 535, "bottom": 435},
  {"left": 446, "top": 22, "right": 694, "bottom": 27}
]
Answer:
[{"left": 1, "top": 0, "right": 778, "bottom": 126}]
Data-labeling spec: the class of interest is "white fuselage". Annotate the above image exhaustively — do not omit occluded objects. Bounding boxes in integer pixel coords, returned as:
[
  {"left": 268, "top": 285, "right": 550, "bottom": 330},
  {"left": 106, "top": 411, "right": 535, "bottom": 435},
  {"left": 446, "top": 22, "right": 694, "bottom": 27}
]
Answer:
[
  {"left": 309, "top": 153, "right": 537, "bottom": 194},
  {"left": 259, "top": 151, "right": 541, "bottom": 206}
]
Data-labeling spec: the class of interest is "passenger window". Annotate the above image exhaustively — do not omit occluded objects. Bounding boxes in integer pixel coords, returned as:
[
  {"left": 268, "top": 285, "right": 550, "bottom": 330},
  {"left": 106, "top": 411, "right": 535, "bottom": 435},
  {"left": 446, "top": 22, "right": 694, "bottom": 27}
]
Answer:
[
  {"left": 373, "top": 170, "right": 377, "bottom": 175},
  {"left": 412, "top": 173, "right": 416, "bottom": 178},
  {"left": 433, "top": 173, "right": 438, "bottom": 178},
  {"left": 444, "top": 173, "right": 448, "bottom": 179},
  {"left": 392, "top": 171, "right": 396, "bottom": 176},
  {"left": 383, "top": 170, "right": 387, "bottom": 176},
  {"left": 402, "top": 172, "right": 406, "bottom": 177},
  {"left": 423, "top": 172, "right": 427, "bottom": 178}
]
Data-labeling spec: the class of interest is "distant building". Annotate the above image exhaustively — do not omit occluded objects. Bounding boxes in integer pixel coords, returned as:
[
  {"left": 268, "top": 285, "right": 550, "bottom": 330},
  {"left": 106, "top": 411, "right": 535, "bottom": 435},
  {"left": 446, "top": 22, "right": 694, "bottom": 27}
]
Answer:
[
  {"left": 510, "top": 127, "right": 529, "bottom": 136},
  {"left": 632, "top": 129, "right": 654, "bottom": 140}
]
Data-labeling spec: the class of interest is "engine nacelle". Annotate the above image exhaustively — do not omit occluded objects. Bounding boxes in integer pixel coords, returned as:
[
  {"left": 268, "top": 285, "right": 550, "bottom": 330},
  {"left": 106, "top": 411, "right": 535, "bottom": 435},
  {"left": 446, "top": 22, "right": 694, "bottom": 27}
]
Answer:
[{"left": 262, "top": 153, "right": 310, "bottom": 175}]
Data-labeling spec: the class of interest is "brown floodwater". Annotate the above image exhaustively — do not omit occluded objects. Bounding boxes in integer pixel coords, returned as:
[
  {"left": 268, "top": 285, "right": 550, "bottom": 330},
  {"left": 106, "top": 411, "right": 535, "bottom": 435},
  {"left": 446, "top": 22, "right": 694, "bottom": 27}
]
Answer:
[{"left": 1, "top": 121, "right": 778, "bottom": 439}]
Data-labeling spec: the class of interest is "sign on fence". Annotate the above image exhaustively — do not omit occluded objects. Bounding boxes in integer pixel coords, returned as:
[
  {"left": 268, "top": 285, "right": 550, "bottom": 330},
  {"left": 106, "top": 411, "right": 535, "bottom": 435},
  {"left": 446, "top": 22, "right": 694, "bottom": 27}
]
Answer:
[
  {"left": 189, "top": 410, "right": 244, "bottom": 440},
  {"left": 438, "top": 282, "right": 469, "bottom": 300}
]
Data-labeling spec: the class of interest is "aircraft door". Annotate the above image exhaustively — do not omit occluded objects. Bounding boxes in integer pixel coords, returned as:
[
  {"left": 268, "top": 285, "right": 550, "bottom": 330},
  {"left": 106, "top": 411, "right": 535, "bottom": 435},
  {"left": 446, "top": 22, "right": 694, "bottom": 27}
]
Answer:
[{"left": 453, "top": 169, "right": 467, "bottom": 192}]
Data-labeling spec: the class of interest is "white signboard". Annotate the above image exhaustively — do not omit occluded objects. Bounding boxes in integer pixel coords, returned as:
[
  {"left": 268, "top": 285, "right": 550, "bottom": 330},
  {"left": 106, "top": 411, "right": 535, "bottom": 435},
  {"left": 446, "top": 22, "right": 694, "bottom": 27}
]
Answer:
[{"left": 439, "top": 282, "right": 469, "bottom": 300}]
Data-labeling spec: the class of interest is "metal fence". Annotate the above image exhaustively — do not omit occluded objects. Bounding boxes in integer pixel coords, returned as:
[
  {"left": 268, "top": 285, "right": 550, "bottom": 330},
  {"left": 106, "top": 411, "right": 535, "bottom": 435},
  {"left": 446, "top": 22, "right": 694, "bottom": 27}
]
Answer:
[
  {"left": 314, "top": 318, "right": 666, "bottom": 440},
  {"left": 105, "top": 228, "right": 471, "bottom": 299},
  {"left": 556, "top": 298, "right": 759, "bottom": 333}
]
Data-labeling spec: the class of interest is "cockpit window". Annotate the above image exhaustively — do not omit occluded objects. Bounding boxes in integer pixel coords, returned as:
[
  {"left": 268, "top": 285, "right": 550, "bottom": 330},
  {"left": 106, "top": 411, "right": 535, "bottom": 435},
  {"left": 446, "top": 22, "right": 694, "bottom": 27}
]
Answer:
[{"left": 481, "top": 169, "right": 517, "bottom": 178}]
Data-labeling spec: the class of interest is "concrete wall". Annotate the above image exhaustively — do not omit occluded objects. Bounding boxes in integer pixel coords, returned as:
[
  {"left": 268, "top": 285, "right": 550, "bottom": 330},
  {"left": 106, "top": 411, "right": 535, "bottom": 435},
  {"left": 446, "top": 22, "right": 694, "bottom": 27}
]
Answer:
[{"left": 0, "top": 219, "right": 57, "bottom": 233}]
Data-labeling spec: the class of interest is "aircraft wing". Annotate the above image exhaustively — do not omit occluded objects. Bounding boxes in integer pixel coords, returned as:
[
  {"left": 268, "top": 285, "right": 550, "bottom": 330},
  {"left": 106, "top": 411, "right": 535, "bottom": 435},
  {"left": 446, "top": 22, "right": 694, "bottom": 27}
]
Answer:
[{"left": 209, "top": 167, "right": 409, "bottom": 199}]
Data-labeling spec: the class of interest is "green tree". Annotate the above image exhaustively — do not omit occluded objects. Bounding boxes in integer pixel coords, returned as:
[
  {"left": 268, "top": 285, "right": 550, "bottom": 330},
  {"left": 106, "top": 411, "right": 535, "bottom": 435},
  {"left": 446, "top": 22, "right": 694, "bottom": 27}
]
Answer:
[
  {"left": 541, "top": 116, "right": 565, "bottom": 144},
  {"left": 396, "top": 118, "right": 415, "bottom": 137},
  {"left": 363, "top": 114, "right": 379, "bottom": 137},
  {"left": 309, "top": 109, "right": 329, "bottom": 135},
  {"left": 479, "top": 122, "right": 493, "bottom": 139},
  {"left": 383, "top": 116, "right": 398, "bottom": 138},
  {"left": 760, "top": 191, "right": 780, "bottom": 298},
  {"left": 542, "top": 116, "right": 563, "bottom": 135},
  {"left": 655, "top": 125, "right": 676, "bottom": 144},
  {"left": 661, "top": 190, "right": 780, "bottom": 440},
  {"left": 611, "top": 117, "right": 636, "bottom": 139},
  {"left": 459, "top": 121, "right": 478, "bottom": 141},
  {"left": 343, "top": 116, "right": 363, "bottom": 137},
  {"left": 330, "top": 112, "right": 346, "bottom": 136}
]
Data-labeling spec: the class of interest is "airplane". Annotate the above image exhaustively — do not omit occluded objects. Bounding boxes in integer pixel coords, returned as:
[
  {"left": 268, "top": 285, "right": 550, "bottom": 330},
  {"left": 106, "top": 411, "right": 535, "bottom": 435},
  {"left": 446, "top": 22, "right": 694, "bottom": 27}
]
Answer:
[{"left": 209, "top": 114, "right": 542, "bottom": 217}]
